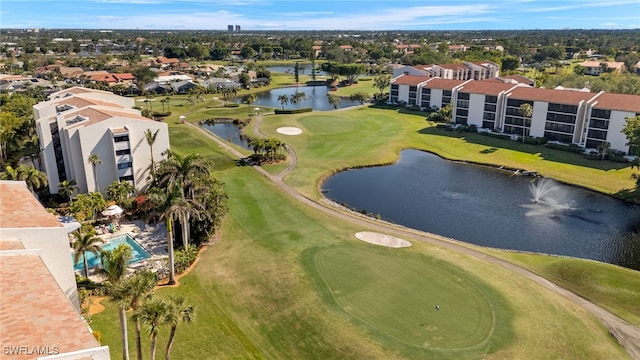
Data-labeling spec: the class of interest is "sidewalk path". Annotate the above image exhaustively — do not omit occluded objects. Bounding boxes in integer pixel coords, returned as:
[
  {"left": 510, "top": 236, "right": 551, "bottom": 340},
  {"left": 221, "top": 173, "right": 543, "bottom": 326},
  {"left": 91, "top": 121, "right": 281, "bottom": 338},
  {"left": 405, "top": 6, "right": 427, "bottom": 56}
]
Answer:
[{"left": 187, "top": 117, "right": 640, "bottom": 359}]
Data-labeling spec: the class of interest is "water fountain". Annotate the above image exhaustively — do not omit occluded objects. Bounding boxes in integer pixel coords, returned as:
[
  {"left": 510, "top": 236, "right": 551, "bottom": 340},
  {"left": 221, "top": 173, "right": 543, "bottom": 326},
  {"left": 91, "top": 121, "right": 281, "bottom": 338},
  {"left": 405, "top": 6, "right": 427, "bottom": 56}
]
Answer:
[{"left": 529, "top": 177, "right": 557, "bottom": 203}]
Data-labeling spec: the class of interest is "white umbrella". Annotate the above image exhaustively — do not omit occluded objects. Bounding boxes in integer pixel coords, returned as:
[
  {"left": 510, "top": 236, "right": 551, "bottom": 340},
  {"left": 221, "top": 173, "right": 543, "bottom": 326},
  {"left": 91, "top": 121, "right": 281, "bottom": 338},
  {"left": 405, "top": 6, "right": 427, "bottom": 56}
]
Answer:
[{"left": 102, "top": 205, "right": 124, "bottom": 217}]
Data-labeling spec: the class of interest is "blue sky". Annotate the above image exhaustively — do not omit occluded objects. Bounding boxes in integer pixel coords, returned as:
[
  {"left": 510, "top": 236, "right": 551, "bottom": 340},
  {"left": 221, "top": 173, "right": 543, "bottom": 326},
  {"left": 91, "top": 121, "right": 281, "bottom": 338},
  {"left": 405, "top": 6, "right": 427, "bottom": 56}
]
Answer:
[{"left": 1, "top": 0, "right": 639, "bottom": 30}]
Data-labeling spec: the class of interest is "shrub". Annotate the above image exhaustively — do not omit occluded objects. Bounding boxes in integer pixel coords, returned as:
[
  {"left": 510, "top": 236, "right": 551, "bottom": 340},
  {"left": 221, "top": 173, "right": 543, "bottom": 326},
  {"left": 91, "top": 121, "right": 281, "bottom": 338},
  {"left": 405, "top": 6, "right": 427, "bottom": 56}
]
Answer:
[
  {"left": 93, "top": 331, "right": 102, "bottom": 345},
  {"left": 174, "top": 245, "right": 198, "bottom": 274},
  {"left": 152, "top": 111, "right": 171, "bottom": 117},
  {"left": 479, "top": 132, "right": 512, "bottom": 140},
  {"left": 609, "top": 154, "right": 630, "bottom": 163},
  {"left": 545, "top": 142, "right": 584, "bottom": 153},
  {"left": 274, "top": 108, "right": 313, "bottom": 114},
  {"left": 520, "top": 136, "right": 548, "bottom": 145},
  {"left": 224, "top": 103, "right": 240, "bottom": 108}
]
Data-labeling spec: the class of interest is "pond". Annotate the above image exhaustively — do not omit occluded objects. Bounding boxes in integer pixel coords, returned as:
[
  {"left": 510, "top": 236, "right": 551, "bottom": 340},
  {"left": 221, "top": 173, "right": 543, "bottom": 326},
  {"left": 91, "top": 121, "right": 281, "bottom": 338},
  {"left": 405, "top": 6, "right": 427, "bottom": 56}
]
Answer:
[
  {"left": 201, "top": 122, "right": 251, "bottom": 150},
  {"left": 322, "top": 149, "right": 640, "bottom": 270},
  {"left": 266, "top": 65, "right": 328, "bottom": 76},
  {"left": 238, "top": 86, "right": 362, "bottom": 111}
]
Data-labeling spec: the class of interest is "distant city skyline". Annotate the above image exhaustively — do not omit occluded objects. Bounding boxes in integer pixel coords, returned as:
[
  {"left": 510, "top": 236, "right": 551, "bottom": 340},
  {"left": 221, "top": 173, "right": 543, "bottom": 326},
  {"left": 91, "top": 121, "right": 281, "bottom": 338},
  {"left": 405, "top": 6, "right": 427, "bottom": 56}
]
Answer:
[{"left": 1, "top": 0, "right": 639, "bottom": 30}]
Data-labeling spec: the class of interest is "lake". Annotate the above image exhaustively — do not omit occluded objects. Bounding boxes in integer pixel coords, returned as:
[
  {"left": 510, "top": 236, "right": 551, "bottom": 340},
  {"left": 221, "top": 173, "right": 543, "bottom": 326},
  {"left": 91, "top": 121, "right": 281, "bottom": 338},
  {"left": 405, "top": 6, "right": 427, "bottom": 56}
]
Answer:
[
  {"left": 322, "top": 149, "right": 640, "bottom": 270},
  {"left": 201, "top": 122, "right": 251, "bottom": 150},
  {"left": 238, "top": 86, "right": 362, "bottom": 111}
]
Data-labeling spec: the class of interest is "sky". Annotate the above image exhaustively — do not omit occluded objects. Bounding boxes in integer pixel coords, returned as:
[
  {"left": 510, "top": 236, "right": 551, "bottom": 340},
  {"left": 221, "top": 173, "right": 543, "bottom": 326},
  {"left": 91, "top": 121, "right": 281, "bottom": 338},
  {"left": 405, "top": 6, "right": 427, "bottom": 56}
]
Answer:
[{"left": 1, "top": 0, "right": 639, "bottom": 31}]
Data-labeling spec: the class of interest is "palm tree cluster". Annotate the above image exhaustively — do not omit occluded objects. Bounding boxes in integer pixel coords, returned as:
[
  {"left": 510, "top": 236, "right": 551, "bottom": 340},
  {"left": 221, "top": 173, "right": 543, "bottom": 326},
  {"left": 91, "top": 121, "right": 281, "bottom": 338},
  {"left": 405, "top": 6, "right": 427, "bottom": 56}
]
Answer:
[
  {"left": 146, "top": 151, "right": 228, "bottom": 285},
  {"left": 277, "top": 91, "right": 307, "bottom": 109},
  {"left": 71, "top": 192, "right": 107, "bottom": 223},
  {"left": 220, "top": 86, "right": 238, "bottom": 102},
  {"left": 248, "top": 137, "right": 286, "bottom": 164},
  {"left": 1, "top": 164, "right": 47, "bottom": 193},
  {"left": 98, "top": 247, "right": 195, "bottom": 360}
]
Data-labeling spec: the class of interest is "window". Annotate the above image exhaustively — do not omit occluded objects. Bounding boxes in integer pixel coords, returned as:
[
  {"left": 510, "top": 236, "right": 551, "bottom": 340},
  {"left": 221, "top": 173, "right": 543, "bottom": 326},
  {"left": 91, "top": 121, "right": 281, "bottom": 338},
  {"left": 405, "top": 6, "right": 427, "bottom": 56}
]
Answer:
[
  {"left": 114, "top": 135, "right": 129, "bottom": 142},
  {"left": 587, "top": 129, "right": 608, "bottom": 140},
  {"left": 548, "top": 103, "right": 578, "bottom": 114},
  {"left": 485, "top": 95, "right": 497, "bottom": 104},
  {"left": 115, "top": 149, "right": 131, "bottom": 155},
  {"left": 546, "top": 112, "right": 576, "bottom": 124},
  {"left": 119, "top": 175, "right": 134, "bottom": 181},
  {"left": 591, "top": 108, "right": 611, "bottom": 119},
  {"left": 484, "top": 103, "right": 497, "bottom": 112},
  {"left": 458, "top": 92, "right": 470, "bottom": 100},
  {"left": 589, "top": 119, "right": 609, "bottom": 129},
  {"left": 117, "top": 162, "right": 132, "bottom": 170}
]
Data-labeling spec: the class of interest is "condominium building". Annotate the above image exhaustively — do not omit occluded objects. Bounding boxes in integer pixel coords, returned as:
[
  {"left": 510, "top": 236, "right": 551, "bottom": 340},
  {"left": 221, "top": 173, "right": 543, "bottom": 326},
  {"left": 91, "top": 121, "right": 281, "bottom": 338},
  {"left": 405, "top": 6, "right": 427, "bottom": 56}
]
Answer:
[
  {"left": 35, "top": 87, "right": 170, "bottom": 195},
  {"left": 390, "top": 77, "right": 640, "bottom": 154},
  {"left": 392, "top": 61, "right": 500, "bottom": 81}
]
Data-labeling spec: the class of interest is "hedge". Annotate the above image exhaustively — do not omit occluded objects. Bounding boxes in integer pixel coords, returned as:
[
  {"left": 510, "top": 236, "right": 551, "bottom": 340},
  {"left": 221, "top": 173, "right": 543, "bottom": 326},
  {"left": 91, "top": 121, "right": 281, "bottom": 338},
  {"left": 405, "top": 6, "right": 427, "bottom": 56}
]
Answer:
[
  {"left": 274, "top": 108, "right": 313, "bottom": 114},
  {"left": 545, "top": 142, "right": 584, "bottom": 153},
  {"left": 479, "top": 132, "right": 512, "bottom": 140}
]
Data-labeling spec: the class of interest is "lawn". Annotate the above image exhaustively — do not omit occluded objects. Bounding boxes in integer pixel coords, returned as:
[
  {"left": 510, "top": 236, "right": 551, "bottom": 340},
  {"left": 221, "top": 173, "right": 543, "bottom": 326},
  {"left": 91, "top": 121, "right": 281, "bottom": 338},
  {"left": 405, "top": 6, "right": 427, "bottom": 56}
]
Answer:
[
  {"left": 91, "top": 164, "right": 628, "bottom": 359},
  {"left": 89, "top": 97, "right": 637, "bottom": 359},
  {"left": 253, "top": 106, "right": 637, "bottom": 198},
  {"left": 310, "top": 244, "right": 497, "bottom": 352}
]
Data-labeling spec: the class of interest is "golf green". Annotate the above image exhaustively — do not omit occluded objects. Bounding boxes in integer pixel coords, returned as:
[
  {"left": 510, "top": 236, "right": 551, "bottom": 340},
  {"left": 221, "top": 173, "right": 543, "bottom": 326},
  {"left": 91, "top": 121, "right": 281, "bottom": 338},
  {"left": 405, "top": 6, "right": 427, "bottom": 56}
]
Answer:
[{"left": 313, "top": 243, "right": 495, "bottom": 350}]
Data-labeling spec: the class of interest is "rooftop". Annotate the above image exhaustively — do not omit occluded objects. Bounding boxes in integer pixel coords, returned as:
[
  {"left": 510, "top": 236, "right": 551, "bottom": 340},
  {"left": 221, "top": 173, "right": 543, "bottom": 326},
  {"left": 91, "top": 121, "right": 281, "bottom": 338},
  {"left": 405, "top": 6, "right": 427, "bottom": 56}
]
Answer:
[
  {"left": 0, "top": 250, "right": 101, "bottom": 359},
  {"left": 0, "top": 181, "right": 62, "bottom": 229},
  {"left": 592, "top": 93, "right": 640, "bottom": 113},
  {"left": 508, "top": 86, "right": 597, "bottom": 105},
  {"left": 391, "top": 74, "right": 430, "bottom": 86},
  {"left": 423, "top": 78, "right": 466, "bottom": 90},
  {"left": 458, "top": 80, "right": 522, "bottom": 96}
]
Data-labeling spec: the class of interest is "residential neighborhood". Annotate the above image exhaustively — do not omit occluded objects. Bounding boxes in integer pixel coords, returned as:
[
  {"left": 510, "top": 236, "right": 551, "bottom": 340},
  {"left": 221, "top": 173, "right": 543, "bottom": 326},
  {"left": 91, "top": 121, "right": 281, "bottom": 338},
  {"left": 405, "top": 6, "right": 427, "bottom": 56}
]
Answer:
[{"left": 1, "top": 8, "right": 640, "bottom": 360}]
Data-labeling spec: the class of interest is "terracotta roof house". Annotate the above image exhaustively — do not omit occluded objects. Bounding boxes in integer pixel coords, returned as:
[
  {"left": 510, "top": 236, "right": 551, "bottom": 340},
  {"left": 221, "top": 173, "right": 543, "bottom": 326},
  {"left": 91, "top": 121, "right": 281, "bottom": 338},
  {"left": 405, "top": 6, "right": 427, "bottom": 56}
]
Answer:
[
  {"left": 580, "top": 60, "right": 626, "bottom": 75},
  {"left": 0, "top": 181, "right": 110, "bottom": 360}
]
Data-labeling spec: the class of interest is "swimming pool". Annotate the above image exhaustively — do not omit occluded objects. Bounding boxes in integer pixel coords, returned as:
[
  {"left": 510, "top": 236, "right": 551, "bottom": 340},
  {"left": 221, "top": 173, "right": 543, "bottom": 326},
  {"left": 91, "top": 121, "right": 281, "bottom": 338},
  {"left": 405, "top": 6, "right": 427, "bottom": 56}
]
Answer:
[{"left": 72, "top": 234, "right": 151, "bottom": 272}]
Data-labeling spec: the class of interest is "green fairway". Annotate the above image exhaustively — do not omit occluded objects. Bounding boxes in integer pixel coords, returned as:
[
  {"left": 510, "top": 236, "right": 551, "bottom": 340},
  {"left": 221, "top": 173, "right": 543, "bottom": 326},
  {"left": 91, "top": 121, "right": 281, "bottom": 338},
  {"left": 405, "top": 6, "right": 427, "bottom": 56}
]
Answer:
[
  {"left": 88, "top": 97, "right": 637, "bottom": 359},
  {"left": 311, "top": 244, "right": 496, "bottom": 350}
]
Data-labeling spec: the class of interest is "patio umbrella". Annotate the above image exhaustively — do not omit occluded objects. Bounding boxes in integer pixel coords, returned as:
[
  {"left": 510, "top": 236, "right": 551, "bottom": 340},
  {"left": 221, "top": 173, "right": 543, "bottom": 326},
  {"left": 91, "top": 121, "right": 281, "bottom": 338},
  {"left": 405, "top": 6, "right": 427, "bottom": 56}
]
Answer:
[{"left": 102, "top": 205, "right": 124, "bottom": 217}]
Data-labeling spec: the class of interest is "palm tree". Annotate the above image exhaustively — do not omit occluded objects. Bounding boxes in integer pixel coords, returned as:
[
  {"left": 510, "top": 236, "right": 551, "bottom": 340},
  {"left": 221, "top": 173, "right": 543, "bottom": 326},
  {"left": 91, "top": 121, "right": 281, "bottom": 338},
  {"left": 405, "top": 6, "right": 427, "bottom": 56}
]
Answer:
[
  {"left": 110, "top": 285, "right": 133, "bottom": 360},
  {"left": 1, "top": 164, "right": 47, "bottom": 193},
  {"left": 147, "top": 187, "right": 183, "bottom": 285},
  {"left": 164, "top": 296, "right": 195, "bottom": 360},
  {"left": 107, "top": 180, "right": 136, "bottom": 203},
  {"left": 145, "top": 128, "right": 161, "bottom": 173},
  {"left": 165, "top": 97, "right": 171, "bottom": 113},
  {"left": 597, "top": 141, "right": 611, "bottom": 160},
  {"left": 114, "top": 270, "right": 157, "bottom": 360},
  {"left": 277, "top": 94, "right": 289, "bottom": 110},
  {"left": 58, "top": 179, "right": 79, "bottom": 204},
  {"left": 135, "top": 298, "right": 168, "bottom": 360},
  {"left": 154, "top": 152, "right": 211, "bottom": 249},
  {"left": 71, "top": 230, "right": 104, "bottom": 277},
  {"left": 245, "top": 93, "right": 258, "bottom": 116},
  {"left": 518, "top": 103, "right": 533, "bottom": 143},
  {"left": 99, "top": 243, "right": 132, "bottom": 285},
  {"left": 20, "top": 165, "right": 47, "bottom": 193},
  {"left": 88, "top": 153, "right": 102, "bottom": 192}
]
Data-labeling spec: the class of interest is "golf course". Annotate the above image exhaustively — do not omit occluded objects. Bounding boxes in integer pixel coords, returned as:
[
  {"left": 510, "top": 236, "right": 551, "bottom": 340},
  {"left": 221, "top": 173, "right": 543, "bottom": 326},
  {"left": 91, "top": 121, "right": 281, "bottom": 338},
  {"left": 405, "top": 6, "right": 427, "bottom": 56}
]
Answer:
[{"left": 90, "top": 94, "right": 640, "bottom": 359}]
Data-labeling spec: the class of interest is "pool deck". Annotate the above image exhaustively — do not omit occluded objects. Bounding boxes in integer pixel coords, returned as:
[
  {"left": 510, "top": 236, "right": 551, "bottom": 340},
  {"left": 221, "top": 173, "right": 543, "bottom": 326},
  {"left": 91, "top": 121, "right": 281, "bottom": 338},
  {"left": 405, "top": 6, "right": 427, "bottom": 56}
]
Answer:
[{"left": 82, "top": 219, "right": 169, "bottom": 281}]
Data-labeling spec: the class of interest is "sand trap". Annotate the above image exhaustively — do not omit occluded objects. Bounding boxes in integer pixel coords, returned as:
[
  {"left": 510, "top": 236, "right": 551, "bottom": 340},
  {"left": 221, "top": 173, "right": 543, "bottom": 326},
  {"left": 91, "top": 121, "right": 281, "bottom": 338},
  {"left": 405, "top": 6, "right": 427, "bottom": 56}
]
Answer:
[
  {"left": 355, "top": 232, "right": 412, "bottom": 248},
  {"left": 276, "top": 127, "right": 303, "bottom": 135}
]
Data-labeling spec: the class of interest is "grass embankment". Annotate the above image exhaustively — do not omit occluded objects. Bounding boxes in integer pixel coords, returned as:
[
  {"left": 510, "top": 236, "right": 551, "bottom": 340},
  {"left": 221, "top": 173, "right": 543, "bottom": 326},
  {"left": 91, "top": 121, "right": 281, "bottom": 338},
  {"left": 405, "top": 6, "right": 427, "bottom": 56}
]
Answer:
[
  {"left": 90, "top": 99, "right": 637, "bottom": 359},
  {"left": 485, "top": 251, "right": 640, "bottom": 327}
]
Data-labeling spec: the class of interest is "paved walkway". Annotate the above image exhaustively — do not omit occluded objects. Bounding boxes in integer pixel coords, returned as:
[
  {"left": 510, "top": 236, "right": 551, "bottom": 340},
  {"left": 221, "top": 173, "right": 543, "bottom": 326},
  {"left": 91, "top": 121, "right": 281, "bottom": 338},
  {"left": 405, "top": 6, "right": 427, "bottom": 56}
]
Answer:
[{"left": 188, "top": 116, "right": 640, "bottom": 359}]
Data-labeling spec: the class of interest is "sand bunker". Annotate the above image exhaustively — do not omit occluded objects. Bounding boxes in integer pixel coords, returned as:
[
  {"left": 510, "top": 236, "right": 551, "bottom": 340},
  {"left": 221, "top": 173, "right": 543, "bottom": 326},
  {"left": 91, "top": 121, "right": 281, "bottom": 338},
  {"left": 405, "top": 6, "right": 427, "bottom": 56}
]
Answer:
[
  {"left": 355, "top": 232, "right": 412, "bottom": 248},
  {"left": 276, "top": 127, "right": 303, "bottom": 135}
]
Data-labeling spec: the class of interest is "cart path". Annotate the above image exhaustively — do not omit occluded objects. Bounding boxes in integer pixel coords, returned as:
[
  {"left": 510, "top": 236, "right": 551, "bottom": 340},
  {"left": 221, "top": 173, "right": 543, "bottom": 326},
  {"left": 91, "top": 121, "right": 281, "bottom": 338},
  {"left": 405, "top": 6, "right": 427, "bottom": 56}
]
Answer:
[{"left": 188, "top": 118, "right": 640, "bottom": 359}]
